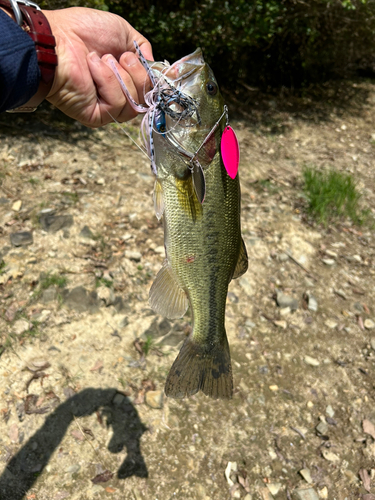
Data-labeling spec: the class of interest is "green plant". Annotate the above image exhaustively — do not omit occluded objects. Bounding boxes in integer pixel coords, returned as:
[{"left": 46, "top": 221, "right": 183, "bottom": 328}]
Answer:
[
  {"left": 95, "top": 277, "right": 113, "bottom": 288},
  {"left": 33, "top": 272, "right": 68, "bottom": 299},
  {"left": 142, "top": 335, "right": 155, "bottom": 356},
  {"left": 302, "top": 167, "right": 370, "bottom": 226}
]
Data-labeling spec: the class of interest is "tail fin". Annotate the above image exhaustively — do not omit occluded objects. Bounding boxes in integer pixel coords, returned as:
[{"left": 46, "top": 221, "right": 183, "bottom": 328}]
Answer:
[{"left": 165, "top": 335, "right": 233, "bottom": 399}]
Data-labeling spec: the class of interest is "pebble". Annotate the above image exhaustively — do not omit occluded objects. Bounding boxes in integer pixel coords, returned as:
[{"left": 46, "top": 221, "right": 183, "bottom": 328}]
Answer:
[
  {"left": 42, "top": 286, "right": 58, "bottom": 303},
  {"left": 95, "top": 177, "right": 105, "bottom": 185},
  {"left": 322, "top": 258, "right": 335, "bottom": 266},
  {"left": 325, "top": 319, "right": 338, "bottom": 329},
  {"left": 334, "top": 289, "right": 347, "bottom": 300},
  {"left": 96, "top": 285, "right": 115, "bottom": 306},
  {"left": 244, "top": 495, "right": 252, "bottom": 500},
  {"left": 154, "top": 245, "right": 165, "bottom": 254},
  {"left": 239, "top": 276, "right": 254, "bottom": 297},
  {"left": 13, "top": 318, "right": 31, "bottom": 335},
  {"left": 318, "top": 487, "right": 328, "bottom": 499},
  {"left": 364, "top": 319, "right": 375, "bottom": 330},
  {"left": 305, "top": 292, "right": 318, "bottom": 312},
  {"left": 10, "top": 231, "right": 33, "bottom": 247},
  {"left": 299, "top": 468, "right": 313, "bottom": 484},
  {"left": 266, "top": 483, "right": 281, "bottom": 495},
  {"left": 274, "top": 320, "right": 287, "bottom": 329},
  {"left": 63, "top": 286, "right": 99, "bottom": 314},
  {"left": 145, "top": 390, "right": 163, "bottom": 409},
  {"left": 278, "top": 252, "right": 289, "bottom": 262},
  {"left": 322, "top": 449, "right": 340, "bottom": 462},
  {"left": 40, "top": 212, "right": 74, "bottom": 233},
  {"left": 325, "top": 249, "right": 337, "bottom": 258},
  {"left": 370, "top": 338, "right": 375, "bottom": 351},
  {"left": 326, "top": 405, "right": 335, "bottom": 417},
  {"left": 66, "top": 464, "right": 81, "bottom": 474},
  {"left": 79, "top": 225, "right": 95, "bottom": 239},
  {"left": 304, "top": 355, "right": 320, "bottom": 367},
  {"left": 11, "top": 200, "right": 22, "bottom": 211},
  {"left": 124, "top": 250, "right": 142, "bottom": 262},
  {"left": 316, "top": 420, "right": 328, "bottom": 435},
  {"left": 292, "top": 487, "right": 319, "bottom": 500},
  {"left": 276, "top": 290, "right": 298, "bottom": 311}
]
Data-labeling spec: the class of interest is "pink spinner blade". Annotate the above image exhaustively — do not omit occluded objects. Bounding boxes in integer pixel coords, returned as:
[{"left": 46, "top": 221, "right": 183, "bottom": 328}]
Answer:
[{"left": 221, "top": 125, "right": 239, "bottom": 179}]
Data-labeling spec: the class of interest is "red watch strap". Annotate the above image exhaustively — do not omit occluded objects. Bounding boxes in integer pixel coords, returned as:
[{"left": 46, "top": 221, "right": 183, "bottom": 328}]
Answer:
[{"left": 0, "top": 0, "right": 57, "bottom": 111}]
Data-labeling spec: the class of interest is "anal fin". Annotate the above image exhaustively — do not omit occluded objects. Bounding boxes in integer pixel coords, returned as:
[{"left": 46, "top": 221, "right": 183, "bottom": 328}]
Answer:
[
  {"left": 149, "top": 260, "right": 188, "bottom": 319},
  {"left": 232, "top": 237, "right": 248, "bottom": 280}
]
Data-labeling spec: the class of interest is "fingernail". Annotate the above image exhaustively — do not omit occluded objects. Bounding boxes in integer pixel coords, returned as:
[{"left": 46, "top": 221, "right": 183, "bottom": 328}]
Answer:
[
  {"left": 123, "top": 53, "right": 138, "bottom": 67},
  {"left": 89, "top": 52, "right": 100, "bottom": 63}
]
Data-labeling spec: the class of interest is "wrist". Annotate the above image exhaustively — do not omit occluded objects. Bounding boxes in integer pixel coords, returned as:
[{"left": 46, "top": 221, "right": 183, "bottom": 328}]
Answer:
[{"left": 1, "top": 0, "right": 58, "bottom": 112}]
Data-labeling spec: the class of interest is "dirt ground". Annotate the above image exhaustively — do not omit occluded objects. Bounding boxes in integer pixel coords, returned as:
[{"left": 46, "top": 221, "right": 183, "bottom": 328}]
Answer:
[{"left": 0, "top": 79, "right": 375, "bottom": 500}]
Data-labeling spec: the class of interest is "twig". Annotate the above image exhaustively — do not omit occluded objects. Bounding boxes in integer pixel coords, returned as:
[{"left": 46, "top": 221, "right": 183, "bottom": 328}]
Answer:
[
  {"left": 285, "top": 251, "right": 318, "bottom": 281},
  {"left": 290, "top": 425, "right": 306, "bottom": 440}
]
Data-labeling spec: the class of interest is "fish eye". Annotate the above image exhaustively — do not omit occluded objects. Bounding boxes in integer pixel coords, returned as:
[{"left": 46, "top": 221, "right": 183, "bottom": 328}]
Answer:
[{"left": 206, "top": 81, "right": 217, "bottom": 96}]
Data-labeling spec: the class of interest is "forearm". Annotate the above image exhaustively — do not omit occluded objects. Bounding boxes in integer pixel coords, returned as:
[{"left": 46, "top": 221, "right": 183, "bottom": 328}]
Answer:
[{"left": 0, "top": 8, "right": 40, "bottom": 112}]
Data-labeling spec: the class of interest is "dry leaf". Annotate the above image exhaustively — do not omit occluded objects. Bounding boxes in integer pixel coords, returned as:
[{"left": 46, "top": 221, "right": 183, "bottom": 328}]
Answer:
[
  {"left": 363, "top": 419, "right": 375, "bottom": 440},
  {"left": 91, "top": 470, "right": 114, "bottom": 484},
  {"left": 105, "top": 487, "right": 116, "bottom": 493},
  {"left": 359, "top": 469, "right": 371, "bottom": 492},
  {"left": 90, "top": 359, "right": 103, "bottom": 372}
]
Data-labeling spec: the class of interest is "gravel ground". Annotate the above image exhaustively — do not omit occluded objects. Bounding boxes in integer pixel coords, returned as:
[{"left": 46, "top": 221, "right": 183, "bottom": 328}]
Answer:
[{"left": 0, "top": 79, "right": 375, "bottom": 500}]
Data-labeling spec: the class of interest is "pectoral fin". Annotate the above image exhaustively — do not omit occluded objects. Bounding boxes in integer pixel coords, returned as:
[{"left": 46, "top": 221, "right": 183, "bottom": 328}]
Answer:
[
  {"left": 149, "top": 260, "right": 189, "bottom": 319},
  {"left": 232, "top": 237, "right": 248, "bottom": 280},
  {"left": 153, "top": 179, "right": 164, "bottom": 220}
]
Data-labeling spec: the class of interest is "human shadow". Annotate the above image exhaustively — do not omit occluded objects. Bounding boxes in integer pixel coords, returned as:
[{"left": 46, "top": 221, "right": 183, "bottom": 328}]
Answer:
[{"left": 0, "top": 388, "right": 148, "bottom": 500}]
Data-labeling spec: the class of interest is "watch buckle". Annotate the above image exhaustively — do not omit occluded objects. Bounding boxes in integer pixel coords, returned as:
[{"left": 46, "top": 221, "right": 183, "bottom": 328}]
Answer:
[{"left": 9, "top": 0, "right": 41, "bottom": 26}]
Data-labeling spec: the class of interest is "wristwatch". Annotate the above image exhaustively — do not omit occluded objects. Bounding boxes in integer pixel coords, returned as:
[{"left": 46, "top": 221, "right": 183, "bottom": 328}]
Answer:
[{"left": 0, "top": 0, "right": 57, "bottom": 112}]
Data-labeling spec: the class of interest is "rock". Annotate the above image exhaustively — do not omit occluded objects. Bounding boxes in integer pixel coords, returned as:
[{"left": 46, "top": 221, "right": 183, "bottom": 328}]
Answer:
[
  {"left": 154, "top": 245, "right": 165, "bottom": 255},
  {"left": 13, "top": 319, "right": 31, "bottom": 335},
  {"left": 325, "top": 319, "right": 338, "bottom": 329},
  {"left": 316, "top": 421, "right": 328, "bottom": 435},
  {"left": 11, "top": 200, "right": 22, "bottom": 211},
  {"left": 63, "top": 286, "right": 99, "bottom": 313},
  {"left": 299, "top": 468, "right": 313, "bottom": 484},
  {"left": 96, "top": 285, "right": 115, "bottom": 306},
  {"left": 276, "top": 290, "right": 298, "bottom": 310},
  {"left": 124, "top": 250, "right": 142, "bottom": 262},
  {"left": 325, "top": 249, "right": 337, "bottom": 258},
  {"left": 274, "top": 320, "right": 287, "bottom": 329},
  {"left": 39, "top": 212, "right": 74, "bottom": 233},
  {"left": 239, "top": 276, "right": 254, "bottom": 297},
  {"left": 293, "top": 487, "right": 319, "bottom": 500},
  {"left": 10, "top": 231, "right": 33, "bottom": 247},
  {"left": 33, "top": 309, "right": 51, "bottom": 323},
  {"left": 370, "top": 338, "right": 375, "bottom": 351},
  {"left": 318, "top": 487, "right": 328, "bottom": 499},
  {"left": 95, "top": 177, "right": 105, "bottom": 185},
  {"left": 322, "top": 449, "right": 339, "bottom": 462},
  {"left": 334, "top": 289, "right": 347, "bottom": 300},
  {"left": 79, "top": 225, "right": 95, "bottom": 239},
  {"left": 305, "top": 292, "right": 318, "bottom": 312},
  {"left": 66, "top": 464, "right": 81, "bottom": 474},
  {"left": 322, "top": 258, "right": 335, "bottom": 266},
  {"left": 8, "top": 423, "right": 19, "bottom": 443},
  {"left": 244, "top": 496, "right": 252, "bottom": 500},
  {"left": 364, "top": 319, "right": 375, "bottom": 330},
  {"left": 266, "top": 483, "right": 281, "bottom": 495},
  {"left": 42, "top": 286, "right": 58, "bottom": 303},
  {"left": 304, "top": 355, "right": 320, "bottom": 367},
  {"left": 145, "top": 390, "right": 163, "bottom": 409},
  {"left": 278, "top": 252, "right": 289, "bottom": 262},
  {"left": 326, "top": 405, "right": 335, "bottom": 417}
]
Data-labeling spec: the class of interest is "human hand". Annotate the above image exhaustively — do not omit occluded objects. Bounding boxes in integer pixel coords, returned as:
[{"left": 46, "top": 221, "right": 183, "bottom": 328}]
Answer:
[{"left": 43, "top": 7, "right": 153, "bottom": 127}]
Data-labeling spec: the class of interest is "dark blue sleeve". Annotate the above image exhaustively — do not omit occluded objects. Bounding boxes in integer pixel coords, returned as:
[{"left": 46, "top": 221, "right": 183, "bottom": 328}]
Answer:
[{"left": 0, "top": 10, "right": 41, "bottom": 112}]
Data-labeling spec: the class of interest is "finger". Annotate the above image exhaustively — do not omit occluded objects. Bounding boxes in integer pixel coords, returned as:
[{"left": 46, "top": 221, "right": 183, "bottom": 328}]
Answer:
[
  {"left": 119, "top": 52, "right": 152, "bottom": 105},
  {"left": 87, "top": 51, "right": 137, "bottom": 124},
  {"left": 134, "top": 38, "right": 153, "bottom": 62}
]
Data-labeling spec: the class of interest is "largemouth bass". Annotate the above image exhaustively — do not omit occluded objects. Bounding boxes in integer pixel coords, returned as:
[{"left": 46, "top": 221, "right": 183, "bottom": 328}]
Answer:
[{"left": 144, "top": 49, "right": 248, "bottom": 399}]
